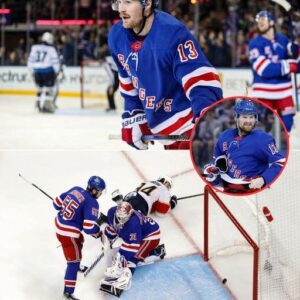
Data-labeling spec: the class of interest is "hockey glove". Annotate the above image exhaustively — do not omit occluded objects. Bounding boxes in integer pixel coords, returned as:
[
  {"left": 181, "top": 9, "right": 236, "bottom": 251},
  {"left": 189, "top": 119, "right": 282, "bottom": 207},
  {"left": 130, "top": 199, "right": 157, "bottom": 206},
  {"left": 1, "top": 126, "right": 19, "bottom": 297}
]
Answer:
[
  {"left": 169, "top": 195, "right": 177, "bottom": 209},
  {"left": 215, "top": 155, "right": 228, "bottom": 173},
  {"left": 112, "top": 189, "right": 123, "bottom": 203},
  {"left": 281, "top": 59, "right": 298, "bottom": 75},
  {"left": 203, "top": 164, "right": 220, "bottom": 182},
  {"left": 96, "top": 212, "right": 108, "bottom": 226},
  {"left": 249, "top": 177, "right": 265, "bottom": 190},
  {"left": 121, "top": 110, "right": 151, "bottom": 150}
]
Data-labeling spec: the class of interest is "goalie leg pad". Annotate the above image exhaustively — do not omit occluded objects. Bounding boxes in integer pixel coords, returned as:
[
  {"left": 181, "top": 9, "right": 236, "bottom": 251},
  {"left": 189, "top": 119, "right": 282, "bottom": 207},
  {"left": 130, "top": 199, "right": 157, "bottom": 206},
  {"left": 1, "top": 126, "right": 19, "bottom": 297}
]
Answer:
[{"left": 101, "top": 267, "right": 132, "bottom": 291}]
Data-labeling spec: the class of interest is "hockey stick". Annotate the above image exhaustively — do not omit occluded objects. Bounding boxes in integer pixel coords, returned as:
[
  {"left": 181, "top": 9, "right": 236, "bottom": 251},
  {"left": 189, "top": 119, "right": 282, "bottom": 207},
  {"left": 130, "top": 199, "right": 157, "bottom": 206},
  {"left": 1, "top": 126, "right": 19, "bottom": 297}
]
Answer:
[
  {"left": 19, "top": 173, "right": 53, "bottom": 201},
  {"left": 83, "top": 248, "right": 105, "bottom": 278},
  {"left": 108, "top": 134, "right": 189, "bottom": 142},
  {"left": 177, "top": 193, "right": 204, "bottom": 200}
]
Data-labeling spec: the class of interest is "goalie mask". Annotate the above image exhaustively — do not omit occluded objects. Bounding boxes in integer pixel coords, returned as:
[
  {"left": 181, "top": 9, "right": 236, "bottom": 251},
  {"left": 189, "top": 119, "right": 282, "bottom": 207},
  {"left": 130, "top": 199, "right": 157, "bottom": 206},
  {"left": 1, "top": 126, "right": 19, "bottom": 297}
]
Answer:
[
  {"left": 157, "top": 175, "right": 173, "bottom": 190},
  {"left": 115, "top": 202, "right": 133, "bottom": 226}
]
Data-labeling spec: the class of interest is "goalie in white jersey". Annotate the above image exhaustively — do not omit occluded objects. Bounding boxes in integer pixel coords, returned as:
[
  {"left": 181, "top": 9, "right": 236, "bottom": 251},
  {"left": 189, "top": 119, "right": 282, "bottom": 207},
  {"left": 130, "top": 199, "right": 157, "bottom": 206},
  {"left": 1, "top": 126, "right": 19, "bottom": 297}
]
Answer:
[
  {"left": 27, "top": 32, "right": 60, "bottom": 113},
  {"left": 111, "top": 176, "right": 177, "bottom": 216}
]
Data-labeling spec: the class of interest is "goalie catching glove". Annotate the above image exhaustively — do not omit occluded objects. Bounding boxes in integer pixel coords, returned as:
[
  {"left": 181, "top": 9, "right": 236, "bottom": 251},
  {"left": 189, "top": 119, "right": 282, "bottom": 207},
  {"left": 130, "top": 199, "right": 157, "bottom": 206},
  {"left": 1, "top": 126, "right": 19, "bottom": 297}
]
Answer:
[{"left": 122, "top": 110, "right": 152, "bottom": 150}]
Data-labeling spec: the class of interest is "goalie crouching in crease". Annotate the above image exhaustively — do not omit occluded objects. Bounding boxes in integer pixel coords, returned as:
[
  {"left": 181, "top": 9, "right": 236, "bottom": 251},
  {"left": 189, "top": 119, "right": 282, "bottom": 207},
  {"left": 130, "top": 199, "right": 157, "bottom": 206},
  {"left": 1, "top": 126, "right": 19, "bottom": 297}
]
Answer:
[
  {"left": 203, "top": 99, "right": 286, "bottom": 194},
  {"left": 100, "top": 202, "right": 166, "bottom": 297}
]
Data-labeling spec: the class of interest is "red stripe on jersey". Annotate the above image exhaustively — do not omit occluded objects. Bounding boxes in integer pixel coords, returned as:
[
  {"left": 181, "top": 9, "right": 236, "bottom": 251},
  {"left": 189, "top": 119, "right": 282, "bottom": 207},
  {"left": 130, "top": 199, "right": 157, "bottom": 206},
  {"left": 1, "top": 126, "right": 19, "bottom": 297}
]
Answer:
[
  {"left": 183, "top": 72, "right": 220, "bottom": 93},
  {"left": 83, "top": 221, "right": 94, "bottom": 228},
  {"left": 154, "top": 201, "right": 170, "bottom": 214},
  {"left": 121, "top": 243, "right": 140, "bottom": 251},
  {"left": 157, "top": 111, "right": 193, "bottom": 135},
  {"left": 120, "top": 81, "right": 134, "bottom": 92},
  {"left": 255, "top": 58, "right": 268, "bottom": 72},
  {"left": 106, "top": 225, "right": 116, "bottom": 234},
  {"left": 55, "top": 218, "right": 80, "bottom": 234},
  {"left": 253, "top": 85, "right": 292, "bottom": 92},
  {"left": 145, "top": 229, "right": 160, "bottom": 238},
  {"left": 54, "top": 197, "right": 62, "bottom": 206}
]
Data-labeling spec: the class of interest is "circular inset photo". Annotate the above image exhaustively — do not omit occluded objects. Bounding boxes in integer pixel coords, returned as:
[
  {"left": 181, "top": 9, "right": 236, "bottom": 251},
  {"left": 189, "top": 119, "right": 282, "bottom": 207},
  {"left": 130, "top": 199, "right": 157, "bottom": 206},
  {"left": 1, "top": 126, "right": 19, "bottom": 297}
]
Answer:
[{"left": 190, "top": 96, "right": 289, "bottom": 195}]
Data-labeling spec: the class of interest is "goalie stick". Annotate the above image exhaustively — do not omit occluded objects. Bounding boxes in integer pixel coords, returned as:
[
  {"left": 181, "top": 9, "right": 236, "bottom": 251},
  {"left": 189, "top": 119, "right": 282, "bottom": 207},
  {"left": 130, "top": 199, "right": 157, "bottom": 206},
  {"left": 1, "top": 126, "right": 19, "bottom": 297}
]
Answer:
[{"left": 108, "top": 134, "right": 189, "bottom": 142}]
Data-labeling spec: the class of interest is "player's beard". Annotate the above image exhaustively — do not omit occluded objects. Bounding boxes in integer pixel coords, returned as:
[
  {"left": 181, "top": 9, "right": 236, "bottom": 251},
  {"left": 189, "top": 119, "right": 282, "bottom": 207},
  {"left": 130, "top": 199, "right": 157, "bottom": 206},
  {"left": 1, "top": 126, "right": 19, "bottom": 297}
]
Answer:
[
  {"left": 257, "top": 24, "right": 272, "bottom": 35},
  {"left": 238, "top": 122, "right": 255, "bottom": 135}
]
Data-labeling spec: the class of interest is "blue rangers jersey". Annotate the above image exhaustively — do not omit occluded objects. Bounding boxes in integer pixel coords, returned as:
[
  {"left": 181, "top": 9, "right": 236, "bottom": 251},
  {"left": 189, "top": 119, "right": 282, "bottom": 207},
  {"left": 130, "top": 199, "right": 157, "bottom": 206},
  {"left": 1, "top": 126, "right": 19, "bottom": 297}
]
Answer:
[
  {"left": 108, "top": 10, "right": 222, "bottom": 135},
  {"left": 214, "top": 128, "right": 286, "bottom": 186},
  {"left": 104, "top": 206, "right": 160, "bottom": 263},
  {"left": 53, "top": 186, "right": 100, "bottom": 238},
  {"left": 248, "top": 33, "right": 298, "bottom": 100}
]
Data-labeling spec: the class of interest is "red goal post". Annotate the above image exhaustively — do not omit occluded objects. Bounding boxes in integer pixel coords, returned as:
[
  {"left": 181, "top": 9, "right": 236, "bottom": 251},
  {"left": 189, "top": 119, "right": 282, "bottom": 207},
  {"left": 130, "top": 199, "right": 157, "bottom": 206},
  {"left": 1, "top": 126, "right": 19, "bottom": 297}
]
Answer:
[{"left": 204, "top": 185, "right": 259, "bottom": 300}]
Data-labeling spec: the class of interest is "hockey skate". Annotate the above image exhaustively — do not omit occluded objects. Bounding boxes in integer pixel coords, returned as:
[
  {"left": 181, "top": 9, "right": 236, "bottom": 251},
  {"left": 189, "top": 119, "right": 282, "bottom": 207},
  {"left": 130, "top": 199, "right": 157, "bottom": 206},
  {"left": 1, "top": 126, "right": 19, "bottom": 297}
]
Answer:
[
  {"left": 152, "top": 244, "right": 166, "bottom": 259},
  {"left": 63, "top": 292, "right": 80, "bottom": 300}
]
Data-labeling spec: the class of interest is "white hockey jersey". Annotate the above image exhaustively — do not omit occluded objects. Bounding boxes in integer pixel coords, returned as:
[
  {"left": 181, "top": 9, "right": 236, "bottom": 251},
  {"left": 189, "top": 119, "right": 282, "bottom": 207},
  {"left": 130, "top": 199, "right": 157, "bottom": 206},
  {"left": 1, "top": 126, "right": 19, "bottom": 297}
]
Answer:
[{"left": 27, "top": 43, "right": 60, "bottom": 73}]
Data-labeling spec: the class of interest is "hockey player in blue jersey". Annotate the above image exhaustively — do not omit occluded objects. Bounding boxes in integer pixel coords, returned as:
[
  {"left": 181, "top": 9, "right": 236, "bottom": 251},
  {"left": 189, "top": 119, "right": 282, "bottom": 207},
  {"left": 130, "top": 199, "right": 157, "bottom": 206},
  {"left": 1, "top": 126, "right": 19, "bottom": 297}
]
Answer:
[
  {"left": 204, "top": 100, "right": 286, "bottom": 194},
  {"left": 248, "top": 10, "right": 299, "bottom": 133},
  {"left": 108, "top": 0, "right": 222, "bottom": 150},
  {"left": 100, "top": 202, "right": 165, "bottom": 296},
  {"left": 53, "top": 176, "right": 106, "bottom": 300}
]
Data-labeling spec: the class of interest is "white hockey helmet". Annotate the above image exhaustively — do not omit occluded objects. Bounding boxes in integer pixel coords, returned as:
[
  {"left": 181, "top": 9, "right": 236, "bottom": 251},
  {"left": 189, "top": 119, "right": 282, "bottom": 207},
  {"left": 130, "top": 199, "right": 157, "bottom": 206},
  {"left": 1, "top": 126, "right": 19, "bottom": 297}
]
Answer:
[
  {"left": 116, "top": 202, "right": 133, "bottom": 225},
  {"left": 41, "top": 32, "right": 54, "bottom": 45},
  {"left": 157, "top": 175, "right": 173, "bottom": 190}
]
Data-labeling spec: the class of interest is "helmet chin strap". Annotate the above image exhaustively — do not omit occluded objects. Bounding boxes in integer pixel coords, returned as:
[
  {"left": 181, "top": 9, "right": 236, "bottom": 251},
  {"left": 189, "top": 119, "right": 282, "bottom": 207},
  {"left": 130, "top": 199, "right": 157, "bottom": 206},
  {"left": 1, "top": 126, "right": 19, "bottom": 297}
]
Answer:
[{"left": 134, "top": 9, "right": 154, "bottom": 36}]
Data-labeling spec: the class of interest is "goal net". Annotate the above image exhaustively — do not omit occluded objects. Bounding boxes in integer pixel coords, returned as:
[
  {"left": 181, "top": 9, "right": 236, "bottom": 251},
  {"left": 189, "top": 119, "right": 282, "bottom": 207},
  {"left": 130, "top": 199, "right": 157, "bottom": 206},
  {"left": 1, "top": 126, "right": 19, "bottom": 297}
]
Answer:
[
  {"left": 204, "top": 150, "right": 300, "bottom": 300},
  {"left": 80, "top": 60, "right": 110, "bottom": 109}
]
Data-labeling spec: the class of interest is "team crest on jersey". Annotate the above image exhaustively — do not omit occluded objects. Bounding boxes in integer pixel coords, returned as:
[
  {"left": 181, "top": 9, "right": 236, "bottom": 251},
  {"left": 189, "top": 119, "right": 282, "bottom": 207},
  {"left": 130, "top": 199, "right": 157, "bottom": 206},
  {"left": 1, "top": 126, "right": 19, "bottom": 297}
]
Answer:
[
  {"left": 131, "top": 41, "right": 143, "bottom": 52},
  {"left": 129, "top": 233, "right": 137, "bottom": 241},
  {"left": 268, "top": 143, "right": 279, "bottom": 155}
]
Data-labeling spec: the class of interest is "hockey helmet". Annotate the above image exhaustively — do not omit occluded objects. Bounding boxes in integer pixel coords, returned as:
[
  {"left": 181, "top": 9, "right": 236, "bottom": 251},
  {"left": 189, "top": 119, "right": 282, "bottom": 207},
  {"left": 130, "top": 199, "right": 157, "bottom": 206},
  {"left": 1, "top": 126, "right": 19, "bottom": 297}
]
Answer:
[
  {"left": 255, "top": 10, "right": 275, "bottom": 23},
  {"left": 234, "top": 100, "right": 258, "bottom": 118},
  {"left": 41, "top": 32, "right": 54, "bottom": 45},
  {"left": 87, "top": 176, "right": 106, "bottom": 191},
  {"left": 157, "top": 175, "right": 173, "bottom": 190},
  {"left": 115, "top": 202, "right": 133, "bottom": 225},
  {"left": 111, "top": 0, "right": 159, "bottom": 11}
]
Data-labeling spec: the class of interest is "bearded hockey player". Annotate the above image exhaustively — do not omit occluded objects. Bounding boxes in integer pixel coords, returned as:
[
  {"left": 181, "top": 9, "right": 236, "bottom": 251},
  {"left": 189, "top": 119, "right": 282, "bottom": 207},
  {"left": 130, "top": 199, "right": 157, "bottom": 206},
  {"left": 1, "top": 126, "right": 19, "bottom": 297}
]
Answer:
[
  {"left": 204, "top": 99, "right": 286, "bottom": 193},
  {"left": 100, "top": 202, "right": 165, "bottom": 297},
  {"left": 27, "top": 32, "right": 60, "bottom": 113},
  {"left": 108, "top": 0, "right": 222, "bottom": 150},
  {"left": 248, "top": 10, "right": 300, "bottom": 133},
  {"left": 53, "top": 176, "right": 106, "bottom": 300},
  {"left": 111, "top": 175, "right": 177, "bottom": 216}
]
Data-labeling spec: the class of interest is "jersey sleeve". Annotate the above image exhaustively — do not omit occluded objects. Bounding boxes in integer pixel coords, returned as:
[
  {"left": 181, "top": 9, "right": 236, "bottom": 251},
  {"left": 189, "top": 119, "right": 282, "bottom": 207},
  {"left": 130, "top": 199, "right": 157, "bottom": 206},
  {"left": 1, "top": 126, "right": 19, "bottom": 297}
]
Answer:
[
  {"left": 53, "top": 191, "right": 66, "bottom": 210},
  {"left": 172, "top": 27, "right": 222, "bottom": 118},
  {"left": 82, "top": 199, "right": 100, "bottom": 235},
  {"left": 154, "top": 188, "right": 171, "bottom": 216},
  {"left": 213, "top": 132, "right": 226, "bottom": 159},
  {"left": 104, "top": 207, "right": 118, "bottom": 240},
  {"left": 259, "top": 135, "right": 286, "bottom": 185},
  {"left": 248, "top": 40, "right": 285, "bottom": 78},
  {"left": 50, "top": 47, "right": 60, "bottom": 74}
]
